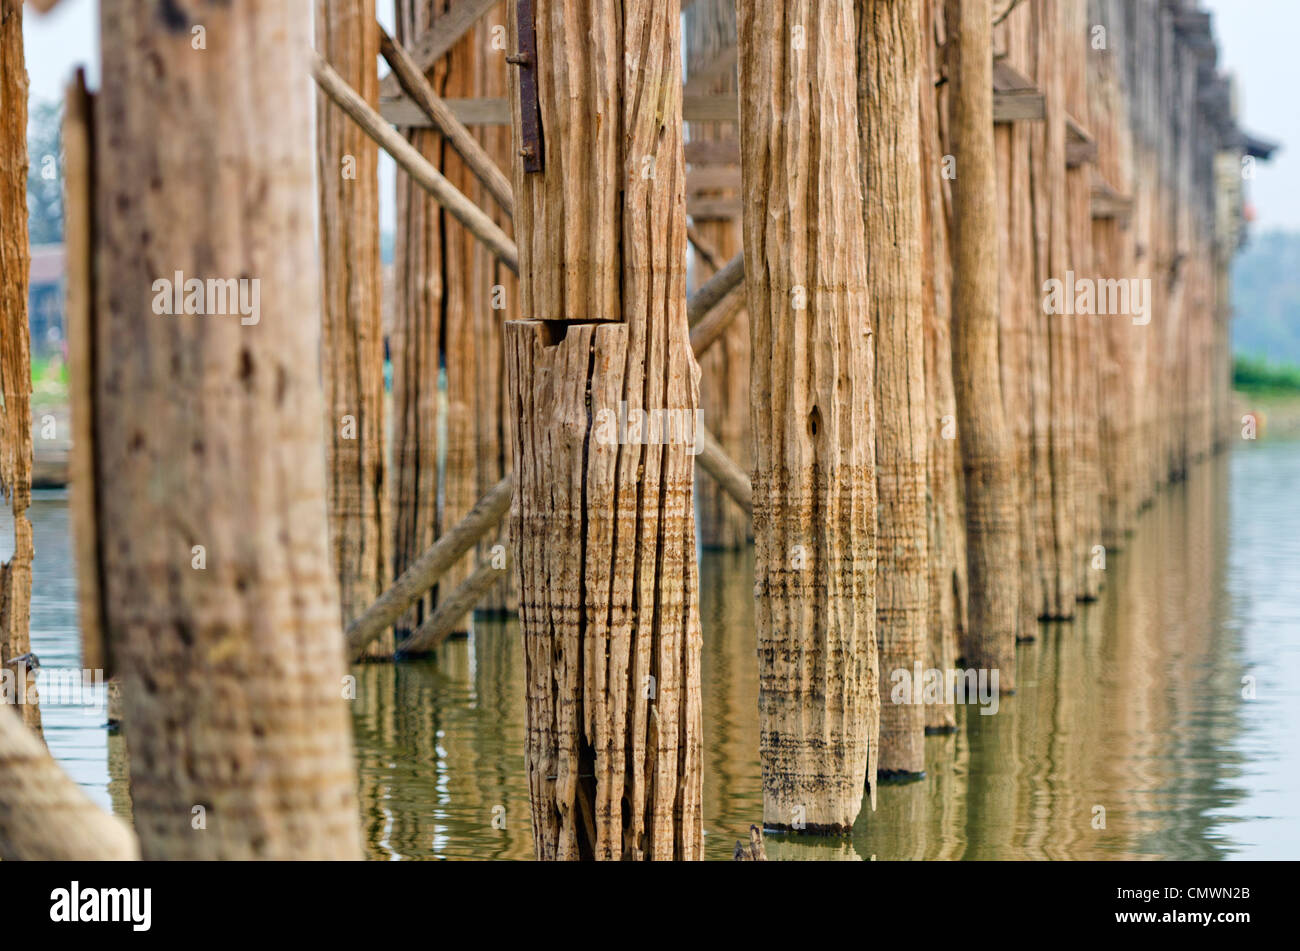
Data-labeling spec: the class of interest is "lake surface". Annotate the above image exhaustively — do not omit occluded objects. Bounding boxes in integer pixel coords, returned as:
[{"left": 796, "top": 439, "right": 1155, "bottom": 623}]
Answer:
[{"left": 10, "top": 438, "right": 1299, "bottom": 859}]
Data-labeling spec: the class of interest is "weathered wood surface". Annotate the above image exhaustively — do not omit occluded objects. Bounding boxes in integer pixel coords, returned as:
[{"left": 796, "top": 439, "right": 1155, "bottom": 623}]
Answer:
[
  {"left": 437, "top": 7, "right": 488, "bottom": 641},
  {"left": 390, "top": 0, "right": 445, "bottom": 641},
  {"left": 862, "top": 0, "right": 929, "bottom": 776},
  {"left": 0, "top": 0, "right": 40, "bottom": 733},
  {"left": 919, "top": 0, "right": 961, "bottom": 732},
  {"left": 947, "top": 0, "right": 1019, "bottom": 687},
  {"left": 317, "top": 0, "right": 390, "bottom": 656},
  {"left": 507, "top": 0, "right": 704, "bottom": 860},
  {"left": 993, "top": 0, "right": 1043, "bottom": 641},
  {"left": 469, "top": 1, "right": 518, "bottom": 617},
  {"left": 89, "top": 0, "right": 363, "bottom": 859},
  {"left": 738, "top": 0, "right": 878, "bottom": 829}
]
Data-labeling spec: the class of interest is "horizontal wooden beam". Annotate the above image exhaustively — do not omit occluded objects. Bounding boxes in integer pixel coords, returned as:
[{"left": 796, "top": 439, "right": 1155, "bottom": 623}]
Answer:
[
  {"left": 993, "top": 89, "right": 1045, "bottom": 123},
  {"left": 388, "top": 90, "right": 1041, "bottom": 128},
  {"left": 688, "top": 166, "right": 742, "bottom": 193},
  {"left": 1091, "top": 178, "right": 1133, "bottom": 220},
  {"left": 685, "top": 139, "right": 741, "bottom": 165},
  {"left": 688, "top": 197, "right": 742, "bottom": 220},
  {"left": 382, "top": 93, "right": 742, "bottom": 128},
  {"left": 1065, "top": 113, "right": 1097, "bottom": 167}
]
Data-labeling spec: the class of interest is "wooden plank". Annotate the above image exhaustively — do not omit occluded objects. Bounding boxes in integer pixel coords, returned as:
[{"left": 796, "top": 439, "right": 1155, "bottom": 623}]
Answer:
[
  {"left": 993, "top": 89, "right": 1046, "bottom": 122},
  {"left": 389, "top": 89, "right": 1037, "bottom": 127},
  {"left": 385, "top": 93, "right": 741, "bottom": 127},
  {"left": 685, "top": 138, "right": 741, "bottom": 165},
  {"left": 687, "top": 197, "right": 742, "bottom": 219},
  {"left": 687, "top": 165, "right": 742, "bottom": 193}
]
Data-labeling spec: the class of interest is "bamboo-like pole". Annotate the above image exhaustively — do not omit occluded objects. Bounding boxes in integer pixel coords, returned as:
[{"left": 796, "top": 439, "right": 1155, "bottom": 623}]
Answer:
[
  {"left": 345, "top": 474, "right": 513, "bottom": 659},
  {"left": 311, "top": 53, "right": 519, "bottom": 273},
  {"left": 377, "top": 22, "right": 514, "bottom": 215}
]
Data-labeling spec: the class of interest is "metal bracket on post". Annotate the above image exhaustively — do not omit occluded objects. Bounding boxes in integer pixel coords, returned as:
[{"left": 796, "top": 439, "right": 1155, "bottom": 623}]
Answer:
[{"left": 508, "top": 0, "right": 544, "bottom": 173}]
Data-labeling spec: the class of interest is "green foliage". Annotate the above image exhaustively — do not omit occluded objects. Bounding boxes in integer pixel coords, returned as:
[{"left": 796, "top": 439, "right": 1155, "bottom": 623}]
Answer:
[
  {"left": 27, "top": 99, "right": 64, "bottom": 246},
  {"left": 1233, "top": 354, "right": 1300, "bottom": 395},
  {"left": 1232, "top": 229, "right": 1300, "bottom": 365}
]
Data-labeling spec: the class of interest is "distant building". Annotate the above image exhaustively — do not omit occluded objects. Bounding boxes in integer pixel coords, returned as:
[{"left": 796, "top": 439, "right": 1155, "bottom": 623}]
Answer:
[{"left": 29, "top": 243, "right": 65, "bottom": 357}]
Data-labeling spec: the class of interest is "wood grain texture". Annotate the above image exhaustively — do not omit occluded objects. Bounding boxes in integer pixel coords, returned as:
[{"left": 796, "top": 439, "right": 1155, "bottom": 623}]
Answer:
[
  {"left": 92, "top": 0, "right": 363, "bottom": 859},
  {"left": 391, "top": 0, "right": 446, "bottom": 640},
  {"left": 946, "top": 0, "right": 1019, "bottom": 687},
  {"left": 918, "top": 0, "right": 962, "bottom": 732},
  {"left": 0, "top": 0, "right": 40, "bottom": 733},
  {"left": 861, "top": 0, "right": 929, "bottom": 775},
  {"left": 507, "top": 0, "right": 704, "bottom": 860},
  {"left": 317, "top": 0, "right": 390, "bottom": 653},
  {"left": 738, "top": 0, "right": 878, "bottom": 829},
  {"left": 470, "top": 1, "right": 518, "bottom": 616},
  {"left": 993, "top": 1, "right": 1043, "bottom": 642},
  {"left": 1027, "top": 0, "right": 1077, "bottom": 619}
]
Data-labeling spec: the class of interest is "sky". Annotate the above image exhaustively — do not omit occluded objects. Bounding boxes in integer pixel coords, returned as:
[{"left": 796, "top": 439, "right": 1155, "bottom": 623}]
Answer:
[{"left": 19, "top": 0, "right": 1299, "bottom": 232}]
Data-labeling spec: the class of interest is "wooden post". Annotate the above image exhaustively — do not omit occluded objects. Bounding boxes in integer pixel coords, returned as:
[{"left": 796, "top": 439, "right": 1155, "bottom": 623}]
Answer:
[
  {"left": 84, "top": 0, "right": 363, "bottom": 859},
  {"left": 1027, "top": 0, "right": 1076, "bottom": 620},
  {"left": 470, "top": 1, "right": 518, "bottom": 617},
  {"left": 738, "top": 0, "right": 878, "bottom": 830},
  {"left": 0, "top": 0, "right": 40, "bottom": 733},
  {"left": 992, "top": 3, "right": 1042, "bottom": 646},
  {"left": 946, "top": 0, "right": 1019, "bottom": 688},
  {"left": 506, "top": 0, "right": 704, "bottom": 860},
  {"left": 918, "top": 0, "right": 962, "bottom": 733},
  {"left": 317, "top": 0, "right": 391, "bottom": 654},
  {"left": 392, "top": 0, "right": 447, "bottom": 640},
  {"left": 861, "top": 0, "right": 929, "bottom": 777},
  {"left": 686, "top": 0, "right": 752, "bottom": 551}
]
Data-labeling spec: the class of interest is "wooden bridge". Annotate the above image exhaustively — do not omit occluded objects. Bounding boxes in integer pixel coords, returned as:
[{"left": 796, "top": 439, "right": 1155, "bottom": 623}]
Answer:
[{"left": 0, "top": 0, "right": 1272, "bottom": 861}]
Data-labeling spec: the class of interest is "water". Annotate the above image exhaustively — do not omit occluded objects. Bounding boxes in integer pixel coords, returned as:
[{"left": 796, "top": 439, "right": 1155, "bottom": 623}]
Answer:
[{"left": 9, "top": 439, "right": 1299, "bottom": 859}]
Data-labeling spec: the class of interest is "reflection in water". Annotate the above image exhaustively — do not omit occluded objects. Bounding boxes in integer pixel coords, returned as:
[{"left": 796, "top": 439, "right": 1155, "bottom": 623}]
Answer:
[{"left": 15, "top": 441, "right": 1300, "bottom": 859}]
